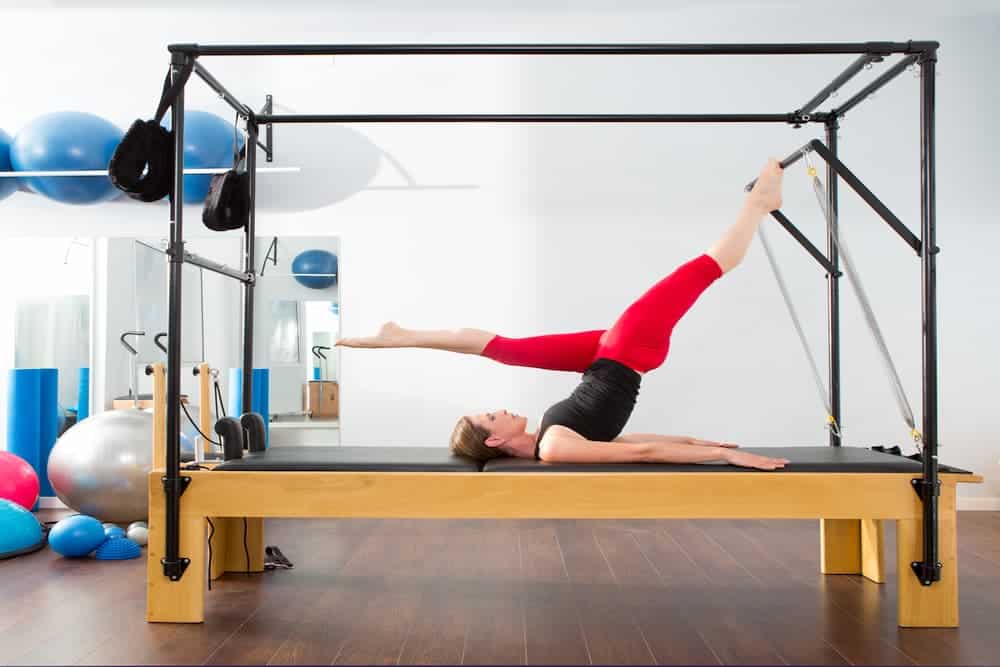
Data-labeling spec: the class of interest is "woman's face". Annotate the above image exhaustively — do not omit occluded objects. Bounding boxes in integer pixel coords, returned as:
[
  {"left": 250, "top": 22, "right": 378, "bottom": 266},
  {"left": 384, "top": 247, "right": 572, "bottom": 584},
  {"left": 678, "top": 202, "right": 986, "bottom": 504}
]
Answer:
[{"left": 469, "top": 409, "right": 528, "bottom": 440}]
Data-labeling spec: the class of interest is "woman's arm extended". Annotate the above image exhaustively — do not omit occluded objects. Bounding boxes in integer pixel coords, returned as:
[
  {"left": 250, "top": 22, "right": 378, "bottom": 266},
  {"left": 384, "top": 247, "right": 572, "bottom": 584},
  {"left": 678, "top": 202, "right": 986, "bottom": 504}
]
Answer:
[
  {"left": 541, "top": 428, "right": 789, "bottom": 470},
  {"left": 336, "top": 322, "right": 495, "bottom": 355},
  {"left": 614, "top": 433, "right": 738, "bottom": 448}
]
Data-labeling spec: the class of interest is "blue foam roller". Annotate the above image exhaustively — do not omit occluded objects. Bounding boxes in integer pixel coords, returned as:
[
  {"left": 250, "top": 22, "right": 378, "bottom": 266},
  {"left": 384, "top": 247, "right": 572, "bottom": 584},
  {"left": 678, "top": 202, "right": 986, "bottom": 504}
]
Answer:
[
  {"left": 37, "top": 369, "right": 58, "bottom": 498},
  {"left": 228, "top": 368, "right": 270, "bottom": 448},
  {"left": 7, "top": 370, "right": 41, "bottom": 485},
  {"left": 6, "top": 369, "right": 59, "bottom": 509},
  {"left": 77, "top": 368, "right": 90, "bottom": 421}
]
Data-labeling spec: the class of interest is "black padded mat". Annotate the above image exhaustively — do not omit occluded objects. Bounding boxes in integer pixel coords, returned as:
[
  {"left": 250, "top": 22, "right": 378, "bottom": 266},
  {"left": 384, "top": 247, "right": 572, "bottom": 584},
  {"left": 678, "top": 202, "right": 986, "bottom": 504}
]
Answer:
[
  {"left": 210, "top": 445, "right": 970, "bottom": 474},
  {"left": 213, "top": 446, "right": 481, "bottom": 472},
  {"left": 482, "top": 446, "right": 972, "bottom": 473}
]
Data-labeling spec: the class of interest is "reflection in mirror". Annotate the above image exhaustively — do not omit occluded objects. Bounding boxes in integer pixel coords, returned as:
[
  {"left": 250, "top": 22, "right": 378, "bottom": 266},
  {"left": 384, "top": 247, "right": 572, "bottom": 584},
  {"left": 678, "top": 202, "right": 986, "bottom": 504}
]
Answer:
[
  {"left": 9, "top": 238, "right": 91, "bottom": 431},
  {"left": 58, "top": 235, "right": 342, "bottom": 450},
  {"left": 269, "top": 300, "right": 300, "bottom": 365},
  {"left": 133, "top": 240, "right": 206, "bottom": 365},
  {"left": 15, "top": 295, "right": 89, "bottom": 417},
  {"left": 98, "top": 236, "right": 243, "bottom": 461},
  {"left": 256, "top": 236, "right": 340, "bottom": 446},
  {"left": 0, "top": 238, "right": 92, "bottom": 500}
]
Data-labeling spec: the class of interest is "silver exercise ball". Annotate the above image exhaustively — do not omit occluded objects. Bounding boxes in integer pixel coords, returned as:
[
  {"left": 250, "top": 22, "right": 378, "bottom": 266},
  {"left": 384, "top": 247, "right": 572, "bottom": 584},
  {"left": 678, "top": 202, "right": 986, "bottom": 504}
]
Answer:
[{"left": 47, "top": 409, "right": 153, "bottom": 523}]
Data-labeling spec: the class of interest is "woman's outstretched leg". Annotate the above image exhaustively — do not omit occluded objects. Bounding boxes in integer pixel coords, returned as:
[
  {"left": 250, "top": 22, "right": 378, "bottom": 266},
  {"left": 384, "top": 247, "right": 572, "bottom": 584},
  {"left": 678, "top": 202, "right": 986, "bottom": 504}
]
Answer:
[
  {"left": 594, "top": 254, "right": 722, "bottom": 372},
  {"left": 337, "top": 322, "right": 605, "bottom": 373},
  {"left": 707, "top": 158, "right": 784, "bottom": 273},
  {"left": 595, "top": 159, "right": 784, "bottom": 373}
]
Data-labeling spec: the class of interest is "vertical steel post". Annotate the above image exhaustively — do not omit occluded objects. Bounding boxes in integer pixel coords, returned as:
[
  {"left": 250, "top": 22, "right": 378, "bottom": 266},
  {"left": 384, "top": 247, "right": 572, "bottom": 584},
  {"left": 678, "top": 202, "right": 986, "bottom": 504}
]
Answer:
[
  {"left": 163, "top": 51, "right": 190, "bottom": 580},
  {"left": 241, "top": 121, "right": 258, "bottom": 414},
  {"left": 825, "top": 120, "right": 842, "bottom": 447},
  {"left": 914, "top": 48, "right": 941, "bottom": 585}
]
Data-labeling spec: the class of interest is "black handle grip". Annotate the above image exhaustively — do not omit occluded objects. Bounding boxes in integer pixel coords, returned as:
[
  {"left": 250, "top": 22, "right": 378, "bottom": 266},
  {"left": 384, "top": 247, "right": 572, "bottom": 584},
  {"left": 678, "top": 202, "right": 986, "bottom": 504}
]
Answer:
[
  {"left": 240, "top": 412, "right": 268, "bottom": 453},
  {"left": 215, "top": 417, "right": 245, "bottom": 461},
  {"left": 743, "top": 139, "right": 822, "bottom": 192},
  {"left": 119, "top": 331, "right": 146, "bottom": 356}
]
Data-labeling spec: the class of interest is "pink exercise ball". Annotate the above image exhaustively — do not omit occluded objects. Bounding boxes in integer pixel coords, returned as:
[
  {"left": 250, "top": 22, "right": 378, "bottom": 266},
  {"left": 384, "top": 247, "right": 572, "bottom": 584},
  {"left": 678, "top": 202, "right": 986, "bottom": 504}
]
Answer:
[{"left": 0, "top": 451, "right": 40, "bottom": 510}]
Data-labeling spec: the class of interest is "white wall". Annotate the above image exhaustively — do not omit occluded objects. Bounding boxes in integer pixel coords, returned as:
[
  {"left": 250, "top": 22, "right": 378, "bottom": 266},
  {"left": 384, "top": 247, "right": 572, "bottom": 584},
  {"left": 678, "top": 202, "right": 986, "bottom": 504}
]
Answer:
[{"left": 0, "top": 1, "right": 996, "bottom": 508}]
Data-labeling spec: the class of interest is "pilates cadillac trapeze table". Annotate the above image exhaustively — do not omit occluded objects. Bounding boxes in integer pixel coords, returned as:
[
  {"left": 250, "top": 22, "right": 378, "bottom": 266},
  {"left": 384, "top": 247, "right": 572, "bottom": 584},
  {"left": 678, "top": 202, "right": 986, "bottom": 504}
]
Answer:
[
  {"left": 131, "top": 40, "right": 983, "bottom": 629},
  {"left": 145, "top": 426, "right": 980, "bottom": 627}
]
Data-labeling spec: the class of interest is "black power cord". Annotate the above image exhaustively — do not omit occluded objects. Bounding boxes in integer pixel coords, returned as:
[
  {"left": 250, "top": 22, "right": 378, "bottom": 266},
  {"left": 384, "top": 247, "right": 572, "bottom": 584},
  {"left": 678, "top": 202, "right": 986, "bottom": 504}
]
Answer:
[{"left": 180, "top": 400, "right": 222, "bottom": 447}]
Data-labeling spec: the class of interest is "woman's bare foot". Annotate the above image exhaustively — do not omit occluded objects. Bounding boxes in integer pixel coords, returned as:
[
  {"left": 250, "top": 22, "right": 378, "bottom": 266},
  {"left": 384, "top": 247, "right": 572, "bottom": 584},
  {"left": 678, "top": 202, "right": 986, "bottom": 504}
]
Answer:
[{"left": 336, "top": 321, "right": 409, "bottom": 348}]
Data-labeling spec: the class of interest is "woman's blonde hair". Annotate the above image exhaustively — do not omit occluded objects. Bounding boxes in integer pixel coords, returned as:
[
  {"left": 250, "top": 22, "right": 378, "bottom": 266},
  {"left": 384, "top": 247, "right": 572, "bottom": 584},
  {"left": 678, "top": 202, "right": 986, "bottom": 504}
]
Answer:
[{"left": 449, "top": 416, "right": 504, "bottom": 461}]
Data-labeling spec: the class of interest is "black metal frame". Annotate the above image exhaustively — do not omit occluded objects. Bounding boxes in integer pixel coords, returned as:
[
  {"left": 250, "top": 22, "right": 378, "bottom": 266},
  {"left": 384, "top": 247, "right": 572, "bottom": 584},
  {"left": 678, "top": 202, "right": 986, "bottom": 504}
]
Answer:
[{"left": 158, "top": 40, "right": 942, "bottom": 587}]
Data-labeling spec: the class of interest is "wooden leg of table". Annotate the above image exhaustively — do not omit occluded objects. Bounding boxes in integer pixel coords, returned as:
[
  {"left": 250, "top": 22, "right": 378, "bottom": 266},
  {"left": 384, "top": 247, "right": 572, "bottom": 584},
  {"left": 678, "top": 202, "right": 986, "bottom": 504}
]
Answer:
[
  {"left": 860, "top": 519, "right": 885, "bottom": 583},
  {"left": 211, "top": 517, "right": 266, "bottom": 575},
  {"left": 146, "top": 511, "right": 207, "bottom": 623},
  {"left": 897, "top": 485, "right": 959, "bottom": 628},
  {"left": 207, "top": 517, "right": 229, "bottom": 581},
  {"left": 820, "top": 519, "right": 860, "bottom": 574}
]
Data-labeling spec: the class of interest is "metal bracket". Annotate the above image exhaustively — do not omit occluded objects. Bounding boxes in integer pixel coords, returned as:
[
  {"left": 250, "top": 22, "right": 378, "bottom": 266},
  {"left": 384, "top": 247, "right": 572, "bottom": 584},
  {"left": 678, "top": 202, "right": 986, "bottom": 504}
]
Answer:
[
  {"left": 162, "top": 474, "right": 192, "bottom": 498},
  {"left": 910, "top": 477, "right": 941, "bottom": 502},
  {"left": 789, "top": 112, "right": 811, "bottom": 128},
  {"left": 259, "top": 94, "right": 273, "bottom": 162},
  {"left": 165, "top": 240, "right": 185, "bottom": 264},
  {"left": 910, "top": 560, "right": 942, "bottom": 586},
  {"left": 162, "top": 556, "right": 191, "bottom": 581},
  {"left": 160, "top": 474, "right": 192, "bottom": 580}
]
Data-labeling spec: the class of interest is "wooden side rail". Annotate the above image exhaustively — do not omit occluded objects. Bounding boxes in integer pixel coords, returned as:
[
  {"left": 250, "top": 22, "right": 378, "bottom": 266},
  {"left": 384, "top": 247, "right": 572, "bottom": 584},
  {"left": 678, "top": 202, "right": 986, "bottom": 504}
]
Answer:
[{"left": 146, "top": 470, "right": 980, "bottom": 627}]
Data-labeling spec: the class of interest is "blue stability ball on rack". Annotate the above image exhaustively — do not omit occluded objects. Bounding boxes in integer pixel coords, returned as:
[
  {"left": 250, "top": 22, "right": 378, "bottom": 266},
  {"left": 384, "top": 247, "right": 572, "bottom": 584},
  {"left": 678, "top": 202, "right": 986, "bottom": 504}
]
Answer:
[
  {"left": 0, "top": 128, "right": 18, "bottom": 202},
  {"left": 10, "top": 112, "right": 123, "bottom": 204},
  {"left": 292, "top": 249, "right": 338, "bottom": 289},
  {"left": 163, "top": 110, "right": 245, "bottom": 204}
]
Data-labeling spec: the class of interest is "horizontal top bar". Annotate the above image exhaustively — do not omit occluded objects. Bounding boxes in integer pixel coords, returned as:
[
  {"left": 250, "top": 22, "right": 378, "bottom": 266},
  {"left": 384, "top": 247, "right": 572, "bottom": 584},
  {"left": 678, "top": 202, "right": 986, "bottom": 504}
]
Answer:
[
  {"left": 0, "top": 167, "right": 299, "bottom": 177},
  {"left": 257, "top": 113, "right": 822, "bottom": 125},
  {"left": 169, "top": 41, "right": 938, "bottom": 57}
]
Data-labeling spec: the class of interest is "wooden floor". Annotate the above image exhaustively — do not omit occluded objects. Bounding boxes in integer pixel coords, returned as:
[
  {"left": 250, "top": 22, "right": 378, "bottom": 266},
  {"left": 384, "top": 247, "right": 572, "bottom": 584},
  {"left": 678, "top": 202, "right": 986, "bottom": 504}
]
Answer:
[{"left": 2, "top": 512, "right": 999, "bottom": 666}]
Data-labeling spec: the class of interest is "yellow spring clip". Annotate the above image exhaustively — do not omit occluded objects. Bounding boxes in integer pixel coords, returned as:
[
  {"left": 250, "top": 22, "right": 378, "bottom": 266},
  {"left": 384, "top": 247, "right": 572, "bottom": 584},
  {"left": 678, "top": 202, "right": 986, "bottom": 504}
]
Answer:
[{"left": 805, "top": 152, "right": 818, "bottom": 178}]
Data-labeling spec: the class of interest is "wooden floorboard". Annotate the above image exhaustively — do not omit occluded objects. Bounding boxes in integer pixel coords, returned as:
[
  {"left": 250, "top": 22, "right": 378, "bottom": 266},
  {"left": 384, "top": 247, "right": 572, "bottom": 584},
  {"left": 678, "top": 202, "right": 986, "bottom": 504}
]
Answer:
[{"left": 3, "top": 510, "right": 998, "bottom": 665}]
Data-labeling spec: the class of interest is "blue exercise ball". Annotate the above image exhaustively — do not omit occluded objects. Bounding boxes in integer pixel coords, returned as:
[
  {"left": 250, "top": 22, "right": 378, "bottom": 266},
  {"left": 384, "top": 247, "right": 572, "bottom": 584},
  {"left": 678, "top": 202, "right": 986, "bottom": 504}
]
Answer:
[
  {"left": 49, "top": 514, "right": 105, "bottom": 557},
  {"left": 292, "top": 250, "right": 338, "bottom": 289},
  {"left": 0, "top": 129, "right": 17, "bottom": 202},
  {"left": 10, "top": 112, "right": 123, "bottom": 204},
  {"left": 0, "top": 498, "right": 43, "bottom": 558},
  {"left": 163, "top": 111, "right": 245, "bottom": 204}
]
